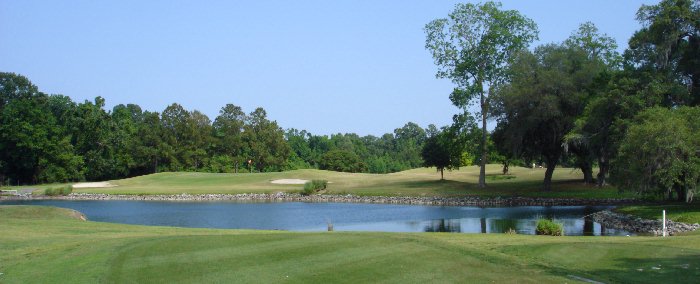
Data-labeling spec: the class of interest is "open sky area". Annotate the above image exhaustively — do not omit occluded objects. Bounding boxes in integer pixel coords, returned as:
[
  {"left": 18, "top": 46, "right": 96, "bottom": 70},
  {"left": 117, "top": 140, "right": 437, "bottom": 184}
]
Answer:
[{"left": 1, "top": 0, "right": 658, "bottom": 136}]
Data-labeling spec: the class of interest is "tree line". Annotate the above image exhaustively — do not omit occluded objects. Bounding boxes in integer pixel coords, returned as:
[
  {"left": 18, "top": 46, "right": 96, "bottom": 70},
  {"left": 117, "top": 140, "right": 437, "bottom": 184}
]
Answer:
[
  {"left": 425, "top": 0, "right": 699, "bottom": 202},
  {"left": 0, "top": 74, "right": 467, "bottom": 185}
]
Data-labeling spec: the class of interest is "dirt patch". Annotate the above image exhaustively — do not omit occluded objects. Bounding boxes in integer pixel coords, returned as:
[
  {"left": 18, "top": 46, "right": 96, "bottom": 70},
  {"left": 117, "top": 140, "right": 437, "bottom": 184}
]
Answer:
[
  {"left": 270, "top": 179, "right": 309, "bottom": 185},
  {"left": 72, "top": 182, "right": 116, "bottom": 188}
]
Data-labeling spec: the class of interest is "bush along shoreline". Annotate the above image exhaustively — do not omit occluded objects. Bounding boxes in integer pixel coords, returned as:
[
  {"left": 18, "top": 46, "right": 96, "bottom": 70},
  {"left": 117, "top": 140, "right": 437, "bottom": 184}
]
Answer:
[{"left": 591, "top": 210, "right": 700, "bottom": 236}]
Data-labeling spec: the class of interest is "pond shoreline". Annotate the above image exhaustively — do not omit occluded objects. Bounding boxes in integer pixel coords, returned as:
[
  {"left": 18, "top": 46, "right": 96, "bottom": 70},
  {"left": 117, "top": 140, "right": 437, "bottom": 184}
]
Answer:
[
  {"left": 591, "top": 210, "right": 700, "bottom": 236},
  {"left": 2, "top": 192, "right": 639, "bottom": 207},
  {"left": 8, "top": 193, "right": 697, "bottom": 236}
]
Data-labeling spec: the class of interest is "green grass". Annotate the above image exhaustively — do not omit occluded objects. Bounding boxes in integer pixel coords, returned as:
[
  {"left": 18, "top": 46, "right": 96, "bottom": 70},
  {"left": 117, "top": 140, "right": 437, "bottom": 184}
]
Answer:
[
  {"left": 53, "top": 165, "right": 631, "bottom": 199},
  {"left": 616, "top": 203, "right": 700, "bottom": 224},
  {"left": 1, "top": 205, "right": 699, "bottom": 283}
]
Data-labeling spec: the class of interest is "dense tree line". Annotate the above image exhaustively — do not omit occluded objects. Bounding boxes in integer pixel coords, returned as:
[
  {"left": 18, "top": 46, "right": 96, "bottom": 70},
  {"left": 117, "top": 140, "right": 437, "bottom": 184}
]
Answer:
[
  {"left": 427, "top": 0, "right": 699, "bottom": 201},
  {"left": 0, "top": 74, "right": 452, "bottom": 185}
]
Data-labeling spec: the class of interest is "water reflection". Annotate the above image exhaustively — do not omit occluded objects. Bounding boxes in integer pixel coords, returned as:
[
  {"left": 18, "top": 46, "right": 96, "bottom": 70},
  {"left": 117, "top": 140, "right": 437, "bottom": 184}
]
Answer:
[
  {"left": 490, "top": 218, "right": 519, "bottom": 234},
  {"left": 0, "top": 200, "right": 633, "bottom": 236},
  {"left": 424, "top": 219, "right": 462, "bottom": 232},
  {"left": 583, "top": 206, "right": 595, "bottom": 236}
]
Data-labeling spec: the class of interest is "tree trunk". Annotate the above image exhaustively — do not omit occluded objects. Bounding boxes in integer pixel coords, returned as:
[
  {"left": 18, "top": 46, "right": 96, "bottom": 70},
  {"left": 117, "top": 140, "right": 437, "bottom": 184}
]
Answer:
[
  {"left": 675, "top": 185, "right": 686, "bottom": 202},
  {"left": 543, "top": 158, "right": 558, "bottom": 191},
  {"left": 440, "top": 168, "right": 444, "bottom": 180},
  {"left": 581, "top": 162, "right": 593, "bottom": 184},
  {"left": 596, "top": 155, "right": 608, "bottom": 187},
  {"left": 478, "top": 90, "right": 487, "bottom": 188}
]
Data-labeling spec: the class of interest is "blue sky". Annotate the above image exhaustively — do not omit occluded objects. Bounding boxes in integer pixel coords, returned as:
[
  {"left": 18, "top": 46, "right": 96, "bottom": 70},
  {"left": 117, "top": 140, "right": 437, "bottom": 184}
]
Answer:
[{"left": 0, "top": 1, "right": 657, "bottom": 136}]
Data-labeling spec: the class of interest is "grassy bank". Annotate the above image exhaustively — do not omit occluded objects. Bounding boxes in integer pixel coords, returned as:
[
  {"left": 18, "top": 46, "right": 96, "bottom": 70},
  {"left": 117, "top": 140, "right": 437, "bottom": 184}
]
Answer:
[
  {"left": 1, "top": 205, "right": 699, "bottom": 283},
  {"left": 617, "top": 203, "right": 700, "bottom": 224},
  {"left": 58, "top": 165, "right": 630, "bottom": 199}
]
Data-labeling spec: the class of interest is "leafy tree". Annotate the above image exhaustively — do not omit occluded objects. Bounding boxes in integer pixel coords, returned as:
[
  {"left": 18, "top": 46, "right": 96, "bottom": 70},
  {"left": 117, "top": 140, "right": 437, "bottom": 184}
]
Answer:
[
  {"left": 0, "top": 72, "right": 38, "bottom": 111},
  {"left": 111, "top": 104, "right": 142, "bottom": 177},
  {"left": 561, "top": 22, "right": 622, "bottom": 184},
  {"left": 0, "top": 73, "right": 82, "bottom": 183},
  {"left": 307, "top": 134, "right": 333, "bottom": 168},
  {"left": 72, "top": 97, "right": 116, "bottom": 180},
  {"left": 185, "top": 110, "right": 213, "bottom": 170},
  {"left": 285, "top": 129, "right": 313, "bottom": 170},
  {"left": 159, "top": 104, "right": 212, "bottom": 171},
  {"left": 425, "top": 1, "right": 538, "bottom": 188},
  {"left": 564, "top": 21, "right": 621, "bottom": 67},
  {"left": 393, "top": 122, "right": 427, "bottom": 169},
  {"left": 212, "top": 104, "right": 247, "bottom": 172},
  {"left": 135, "top": 111, "right": 167, "bottom": 174},
  {"left": 627, "top": 0, "right": 700, "bottom": 106},
  {"left": 610, "top": 107, "right": 700, "bottom": 202},
  {"left": 319, "top": 149, "right": 365, "bottom": 173},
  {"left": 492, "top": 44, "right": 599, "bottom": 191},
  {"left": 421, "top": 127, "right": 460, "bottom": 180},
  {"left": 160, "top": 103, "right": 190, "bottom": 170},
  {"left": 243, "top": 107, "right": 290, "bottom": 172}
]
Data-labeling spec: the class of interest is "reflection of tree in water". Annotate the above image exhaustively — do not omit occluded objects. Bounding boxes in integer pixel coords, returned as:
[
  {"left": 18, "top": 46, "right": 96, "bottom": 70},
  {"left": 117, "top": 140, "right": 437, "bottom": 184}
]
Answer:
[
  {"left": 424, "top": 219, "right": 462, "bottom": 232},
  {"left": 583, "top": 206, "right": 595, "bottom": 236},
  {"left": 490, "top": 219, "right": 520, "bottom": 233}
]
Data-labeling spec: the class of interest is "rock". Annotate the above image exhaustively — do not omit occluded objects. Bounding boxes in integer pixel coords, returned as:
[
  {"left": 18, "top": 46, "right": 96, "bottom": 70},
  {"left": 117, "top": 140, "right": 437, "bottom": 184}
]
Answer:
[{"left": 591, "top": 210, "right": 699, "bottom": 236}]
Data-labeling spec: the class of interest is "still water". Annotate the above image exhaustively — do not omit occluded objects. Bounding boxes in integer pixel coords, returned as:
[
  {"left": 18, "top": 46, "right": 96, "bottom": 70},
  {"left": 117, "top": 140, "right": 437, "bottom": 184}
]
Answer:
[{"left": 1, "top": 200, "right": 631, "bottom": 236}]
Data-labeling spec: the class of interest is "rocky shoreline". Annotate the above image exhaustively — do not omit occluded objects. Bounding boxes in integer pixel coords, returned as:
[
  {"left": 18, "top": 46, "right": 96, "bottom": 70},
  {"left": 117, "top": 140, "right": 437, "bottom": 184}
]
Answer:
[
  {"left": 591, "top": 210, "right": 700, "bottom": 236},
  {"left": 3, "top": 192, "right": 639, "bottom": 207}
]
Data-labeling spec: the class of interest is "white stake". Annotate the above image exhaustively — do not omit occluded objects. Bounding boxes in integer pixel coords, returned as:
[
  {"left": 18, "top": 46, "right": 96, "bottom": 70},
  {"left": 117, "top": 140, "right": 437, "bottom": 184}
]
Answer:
[{"left": 662, "top": 210, "right": 667, "bottom": 237}]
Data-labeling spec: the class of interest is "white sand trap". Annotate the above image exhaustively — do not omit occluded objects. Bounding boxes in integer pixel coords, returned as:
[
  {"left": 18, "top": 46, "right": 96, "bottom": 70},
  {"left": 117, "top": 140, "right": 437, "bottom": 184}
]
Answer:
[
  {"left": 270, "top": 179, "right": 309, "bottom": 185},
  {"left": 72, "top": 182, "right": 116, "bottom": 188}
]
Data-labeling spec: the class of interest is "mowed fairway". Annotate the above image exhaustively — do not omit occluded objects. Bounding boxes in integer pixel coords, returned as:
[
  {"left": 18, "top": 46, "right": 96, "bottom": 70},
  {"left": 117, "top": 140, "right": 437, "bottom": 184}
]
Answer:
[
  {"left": 1, "top": 206, "right": 699, "bottom": 283},
  {"left": 70, "top": 165, "right": 628, "bottom": 198}
]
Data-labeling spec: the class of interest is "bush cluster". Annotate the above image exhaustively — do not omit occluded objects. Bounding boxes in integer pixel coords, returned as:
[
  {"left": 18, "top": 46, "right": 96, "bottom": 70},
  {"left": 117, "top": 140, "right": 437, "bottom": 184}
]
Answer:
[
  {"left": 302, "top": 180, "right": 328, "bottom": 195},
  {"left": 44, "top": 186, "right": 73, "bottom": 196},
  {"left": 535, "top": 219, "right": 563, "bottom": 236}
]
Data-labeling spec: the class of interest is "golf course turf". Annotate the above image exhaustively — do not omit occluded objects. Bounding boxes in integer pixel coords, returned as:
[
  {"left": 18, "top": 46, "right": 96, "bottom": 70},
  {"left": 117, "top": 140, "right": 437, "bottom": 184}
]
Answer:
[
  {"left": 1, "top": 206, "right": 699, "bottom": 283},
  {"left": 2, "top": 166, "right": 699, "bottom": 283},
  {"left": 55, "top": 165, "right": 632, "bottom": 199}
]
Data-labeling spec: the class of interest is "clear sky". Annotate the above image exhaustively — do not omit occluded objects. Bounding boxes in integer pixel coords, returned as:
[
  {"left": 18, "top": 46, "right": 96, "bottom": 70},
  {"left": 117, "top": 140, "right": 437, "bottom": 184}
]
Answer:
[{"left": 0, "top": 0, "right": 658, "bottom": 136}]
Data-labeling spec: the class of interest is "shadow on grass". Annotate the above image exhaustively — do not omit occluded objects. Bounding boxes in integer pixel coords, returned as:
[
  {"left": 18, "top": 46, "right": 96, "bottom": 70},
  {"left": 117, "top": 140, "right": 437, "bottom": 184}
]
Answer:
[
  {"left": 394, "top": 179, "right": 474, "bottom": 189},
  {"left": 568, "top": 254, "right": 700, "bottom": 283},
  {"left": 380, "top": 178, "right": 623, "bottom": 198}
]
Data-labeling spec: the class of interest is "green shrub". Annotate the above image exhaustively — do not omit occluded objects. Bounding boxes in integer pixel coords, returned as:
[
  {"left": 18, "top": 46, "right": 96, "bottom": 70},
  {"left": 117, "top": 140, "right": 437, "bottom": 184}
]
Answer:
[
  {"left": 302, "top": 180, "right": 328, "bottom": 195},
  {"left": 319, "top": 150, "right": 365, "bottom": 173},
  {"left": 535, "top": 219, "right": 563, "bottom": 236},
  {"left": 44, "top": 186, "right": 73, "bottom": 196}
]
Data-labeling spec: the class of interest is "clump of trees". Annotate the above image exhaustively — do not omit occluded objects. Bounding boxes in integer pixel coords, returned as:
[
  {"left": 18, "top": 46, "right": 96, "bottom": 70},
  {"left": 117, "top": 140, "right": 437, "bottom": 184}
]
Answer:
[
  {"left": 427, "top": 0, "right": 699, "bottom": 201},
  {"left": 0, "top": 73, "right": 449, "bottom": 185},
  {"left": 611, "top": 107, "right": 700, "bottom": 203}
]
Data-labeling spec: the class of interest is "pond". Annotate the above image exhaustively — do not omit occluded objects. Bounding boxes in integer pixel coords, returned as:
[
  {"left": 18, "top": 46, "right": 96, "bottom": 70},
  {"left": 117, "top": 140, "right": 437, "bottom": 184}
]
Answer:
[{"left": 0, "top": 200, "right": 632, "bottom": 236}]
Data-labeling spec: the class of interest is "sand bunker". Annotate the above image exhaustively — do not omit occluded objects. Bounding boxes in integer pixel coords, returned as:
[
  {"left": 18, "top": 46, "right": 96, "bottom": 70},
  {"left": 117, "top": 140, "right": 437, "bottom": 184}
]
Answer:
[
  {"left": 72, "top": 182, "right": 116, "bottom": 188},
  {"left": 270, "top": 179, "right": 309, "bottom": 185}
]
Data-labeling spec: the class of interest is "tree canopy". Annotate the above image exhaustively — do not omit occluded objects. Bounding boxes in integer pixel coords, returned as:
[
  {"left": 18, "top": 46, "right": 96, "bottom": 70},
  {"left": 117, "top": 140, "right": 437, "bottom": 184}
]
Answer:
[{"left": 425, "top": 1, "right": 538, "bottom": 188}]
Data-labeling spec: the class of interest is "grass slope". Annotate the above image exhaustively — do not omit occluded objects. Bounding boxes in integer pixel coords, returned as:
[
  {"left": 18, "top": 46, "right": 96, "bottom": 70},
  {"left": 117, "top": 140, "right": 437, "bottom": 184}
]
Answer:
[
  {"left": 2, "top": 206, "right": 699, "bottom": 283},
  {"left": 617, "top": 203, "right": 700, "bottom": 224},
  {"left": 67, "top": 165, "right": 629, "bottom": 199}
]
